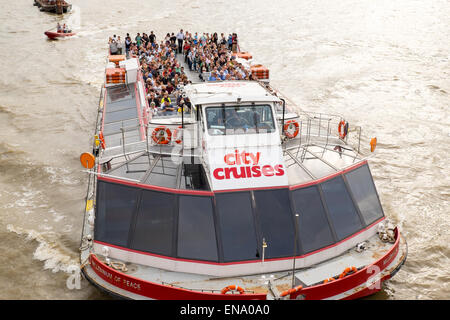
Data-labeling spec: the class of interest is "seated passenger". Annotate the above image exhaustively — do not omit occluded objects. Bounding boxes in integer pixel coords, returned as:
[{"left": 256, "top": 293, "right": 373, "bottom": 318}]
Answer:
[
  {"left": 56, "top": 22, "right": 62, "bottom": 33},
  {"left": 160, "top": 92, "right": 171, "bottom": 105},
  {"left": 208, "top": 72, "right": 218, "bottom": 81},
  {"left": 159, "top": 100, "right": 176, "bottom": 115}
]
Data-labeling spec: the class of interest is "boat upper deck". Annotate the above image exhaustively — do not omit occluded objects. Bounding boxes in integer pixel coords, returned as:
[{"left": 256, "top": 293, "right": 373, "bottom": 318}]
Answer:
[{"left": 96, "top": 36, "right": 376, "bottom": 194}]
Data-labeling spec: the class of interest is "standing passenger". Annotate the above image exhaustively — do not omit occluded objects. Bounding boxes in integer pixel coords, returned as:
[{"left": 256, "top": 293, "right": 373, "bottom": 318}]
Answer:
[
  {"left": 135, "top": 33, "right": 142, "bottom": 48},
  {"left": 125, "top": 34, "right": 131, "bottom": 57},
  {"left": 149, "top": 31, "right": 156, "bottom": 46},
  {"left": 117, "top": 36, "right": 123, "bottom": 55},
  {"left": 232, "top": 33, "right": 238, "bottom": 53},
  {"left": 227, "top": 34, "right": 232, "bottom": 51},
  {"left": 176, "top": 29, "right": 185, "bottom": 54}
]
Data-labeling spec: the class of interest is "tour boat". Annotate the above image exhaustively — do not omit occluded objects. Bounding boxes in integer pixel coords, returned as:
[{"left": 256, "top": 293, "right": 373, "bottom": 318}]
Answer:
[
  {"left": 44, "top": 30, "right": 76, "bottom": 39},
  {"left": 78, "top": 41, "right": 407, "bottom": 300}
]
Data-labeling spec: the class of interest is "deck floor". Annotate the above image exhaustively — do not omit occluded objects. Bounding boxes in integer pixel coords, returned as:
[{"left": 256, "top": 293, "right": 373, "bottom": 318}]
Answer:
[{"left": 175, "top": 53, "right": 204, "bottom": 84}]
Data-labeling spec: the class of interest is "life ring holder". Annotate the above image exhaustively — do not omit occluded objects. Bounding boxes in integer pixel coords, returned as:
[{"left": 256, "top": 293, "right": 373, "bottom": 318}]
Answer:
[
  {"left": 338, "top": 120, "right": 349, "bottom": 139},
  {"left": 172, "top": 126, "right": 183, "bottom": 144},
  {"left": 151, "top": 126, "right": 172, "bottom": 145},
  {"left": 221, "top": 285, "right": 245, "bottom": 295},
  {"left": 284, "top": 120, "right": 300, "bottom": 139}
]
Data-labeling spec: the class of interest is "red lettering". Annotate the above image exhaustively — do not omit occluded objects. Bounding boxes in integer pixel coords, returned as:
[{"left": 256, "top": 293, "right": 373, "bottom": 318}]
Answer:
[
  {"left": 274, "top": 164, "right": 285, "bottom": 176},
  {"left": 215, "top": 161, "right": 284, "bottom": 180},
  {"left": 248, "top": 152, "right": 260, "bottom": 165},
  {"left": 235, "top": 150, "right": 241, "bottom": 165},
  {"left": 251, "top": 166, "right": 261, "bottom": 177},
  {"left": 224, "top": 167, "right": 232, "bottom": 179},
  {"left": 226, "top": 167, "right": 246, "bottom": 179},
  {"left": 224, "top": 154, "right": 235, "bottom": 165},
  {"left": 245, "top": 166, "right": 252, "bottom": 177},
  {"left": 243, "top": 153, "right": 252, "bottom": 165},
  {"left": 213, "top": 168, "right": 225, "bottom": 180},
  {"left": 262, "top": 165, "right": 274, "bottom": 176}
]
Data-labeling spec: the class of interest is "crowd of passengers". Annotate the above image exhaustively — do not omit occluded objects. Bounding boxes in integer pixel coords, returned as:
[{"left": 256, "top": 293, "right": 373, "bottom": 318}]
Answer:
[{"left": 109, "top": 30, "right": 256, "bottom": 116}]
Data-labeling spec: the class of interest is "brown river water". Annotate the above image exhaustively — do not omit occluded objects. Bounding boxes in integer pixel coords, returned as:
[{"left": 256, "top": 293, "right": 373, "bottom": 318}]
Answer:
[{"left": 0, "top": 0, "right": 448, "bottom": 299}]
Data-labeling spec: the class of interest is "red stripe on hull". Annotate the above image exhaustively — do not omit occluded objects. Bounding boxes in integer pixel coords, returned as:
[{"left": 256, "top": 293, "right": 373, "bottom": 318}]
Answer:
[
  {"left": 88, "top": 254, "right": 266, "bottom": 300},
  {"left": 86, "top": 228, "right": 403, "bottom": 300},
  {"left": 290, "top": 228, "right": 402, "bottom": 300}
]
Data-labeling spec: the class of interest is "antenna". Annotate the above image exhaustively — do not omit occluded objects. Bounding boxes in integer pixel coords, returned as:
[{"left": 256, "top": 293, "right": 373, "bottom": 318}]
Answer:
[
  {"left": 262, "top": 238, "right": 267, "bottom": 264},
  {"left": 291, "top": 213, "right": 299, "bottom": 288}
]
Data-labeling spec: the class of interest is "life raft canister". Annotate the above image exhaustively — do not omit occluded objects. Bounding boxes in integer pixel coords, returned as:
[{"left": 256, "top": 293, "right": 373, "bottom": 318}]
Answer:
[
  {"left": 151, "top": 126, "right": 172, "bottom": 145},
  {"left": 338, "top": 120, "right": 349, "bottom": 139},
  {"left": 221, "top": 285, "right": 245, "bottom": 295},
  {"left": 284, "top": 120, "right": 300, "bottom": 139},
  {"left": 172, "top": 126, "right": 183, "bottom": 144}
]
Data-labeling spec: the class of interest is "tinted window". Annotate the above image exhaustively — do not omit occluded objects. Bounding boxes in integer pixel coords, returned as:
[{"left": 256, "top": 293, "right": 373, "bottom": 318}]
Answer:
[
  {"left": 206, "top": 105, "right": 275, "bottom": 136},
  {"left": 177, "top": 196, "right": 218, "bottom": 261},
  {"left": 216, "top": 192, "right": 258, "bottom": 262},
  {"left": 292, "top": 186, "right": 335, "bottom": 253},
  {"left": 345, "top": 165, "right": 384, "bottom": 225},
  {"left": 95, "top": 181, "right": 139, "bottom": 247},
  {"left": 130, "top": 190, "right": 176, "bottom": 256},
  {"left": 320, "top": 176, "right": 363, "bottom": 240},
  {"left": 254, "top": 189, "right": 297, "bottom": 259}
]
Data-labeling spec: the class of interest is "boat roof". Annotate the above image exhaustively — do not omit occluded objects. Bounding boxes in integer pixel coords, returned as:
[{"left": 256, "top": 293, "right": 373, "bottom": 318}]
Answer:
[{"left": 184, "top": 81, "right": 281, "bottom": 106}]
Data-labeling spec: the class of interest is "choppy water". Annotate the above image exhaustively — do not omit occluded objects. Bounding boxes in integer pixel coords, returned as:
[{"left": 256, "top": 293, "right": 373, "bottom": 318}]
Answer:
[{"left": 0, "top": 0, "right": 448, "bottom": 299}]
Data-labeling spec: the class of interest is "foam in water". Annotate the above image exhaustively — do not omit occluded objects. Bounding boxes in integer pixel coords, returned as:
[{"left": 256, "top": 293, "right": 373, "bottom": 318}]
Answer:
[{"left": 6, "top": 224, "right": 79, "bottom": 274}]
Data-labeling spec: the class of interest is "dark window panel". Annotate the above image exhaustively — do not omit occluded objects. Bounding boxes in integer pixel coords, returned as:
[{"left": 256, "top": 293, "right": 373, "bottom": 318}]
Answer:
[
  {"left": 320, "top": 176, "right": 363, "bottom": 240},
  {"left": 292, "top": 186, "right": 335, "bottom": 253},
  {"left": 345, "top": 164, "right": 384, "bottom": 225},
  {"left": 130, "top": 190, "right": 175, "bottom": 256},
  {"left": 177, "top": 196, "right": 218, "bottom": 261},
  {"left": 254, "top": 189, "right": 297, "bottom": 259},
  {"left": 216, "top": 192, "right": 258, "bottom": 262},
  {"left": 95, "top": 181, "right": 139, "bottom": 247}
]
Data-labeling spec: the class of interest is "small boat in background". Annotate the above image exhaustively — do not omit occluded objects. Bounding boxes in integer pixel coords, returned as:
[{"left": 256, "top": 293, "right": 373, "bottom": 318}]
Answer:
[
  {"left": 34, "top": 0, "right": 72, "bottom": 14},
  {"left": 44, "top": 30, "right": 76, "bottom": 39}
]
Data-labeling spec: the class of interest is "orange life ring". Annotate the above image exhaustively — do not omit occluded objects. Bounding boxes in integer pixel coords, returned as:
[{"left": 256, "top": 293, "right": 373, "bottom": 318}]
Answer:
[
  {"left": 172, "top": 126, "right": 183, "bottom": 144},
  {"left": 99, "top": 132, "right": 106, "bottom": 149},
  {"left": 280, "top": 285, "right": 303, "bottom": 297},
  {"left": 284, "top": 120, "right": 299, "bottom": 139},
  {"left": 338, "top": 120, "right": 349, "bottom": 139},
  {"left": 151, "top": 126, "right": 172, "bottom": 145},
  {"left": 221, "top": 285, "right": 245, "bottom": 295},
  {"left": 80, "top": 152, "right": 95, "bottom": 169}
]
